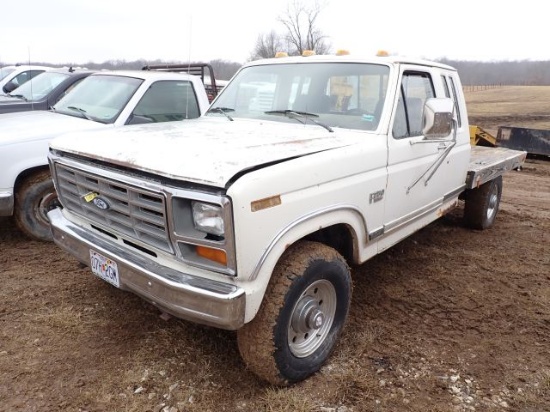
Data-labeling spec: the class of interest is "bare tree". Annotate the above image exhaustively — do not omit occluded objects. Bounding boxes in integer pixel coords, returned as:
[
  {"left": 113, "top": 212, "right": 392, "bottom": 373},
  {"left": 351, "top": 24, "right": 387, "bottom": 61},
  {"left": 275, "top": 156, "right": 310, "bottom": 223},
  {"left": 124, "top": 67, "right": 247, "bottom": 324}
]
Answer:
[
  {"left": 278, "top": 0, "right": 331, "bottom": 56},
  {"left": 250, "top": 31, "right": 285, "bottom": 61}
]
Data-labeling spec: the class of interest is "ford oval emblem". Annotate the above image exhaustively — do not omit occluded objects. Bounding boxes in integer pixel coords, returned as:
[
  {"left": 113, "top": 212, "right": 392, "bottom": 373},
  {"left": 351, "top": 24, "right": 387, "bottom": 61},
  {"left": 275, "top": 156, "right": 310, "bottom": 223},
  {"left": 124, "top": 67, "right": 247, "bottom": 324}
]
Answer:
[{"left": 92, "top": 197, "right": 110, "bottom": 210}]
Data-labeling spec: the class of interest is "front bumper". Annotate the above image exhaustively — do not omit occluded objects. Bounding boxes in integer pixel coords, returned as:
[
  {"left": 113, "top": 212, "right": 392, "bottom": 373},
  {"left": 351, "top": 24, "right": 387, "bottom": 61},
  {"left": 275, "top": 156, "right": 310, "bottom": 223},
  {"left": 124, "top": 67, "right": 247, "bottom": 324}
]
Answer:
[{"left": 47, "top": 208, "right": 246, "bottom": 330}]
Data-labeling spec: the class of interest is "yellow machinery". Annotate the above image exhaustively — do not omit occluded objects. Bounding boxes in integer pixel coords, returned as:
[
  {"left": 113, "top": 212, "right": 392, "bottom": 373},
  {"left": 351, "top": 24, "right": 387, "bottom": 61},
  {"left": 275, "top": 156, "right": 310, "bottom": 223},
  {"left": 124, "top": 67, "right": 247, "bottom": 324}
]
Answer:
[{"left": 469, "top": 125, "right": 497, "bottom": 146}]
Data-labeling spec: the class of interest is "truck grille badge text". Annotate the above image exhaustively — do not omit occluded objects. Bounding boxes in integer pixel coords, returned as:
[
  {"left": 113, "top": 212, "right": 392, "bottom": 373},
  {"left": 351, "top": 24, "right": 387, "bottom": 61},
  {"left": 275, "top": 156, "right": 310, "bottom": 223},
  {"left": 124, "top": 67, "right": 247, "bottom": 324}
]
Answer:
[{"left": 369, "top": 190, "right": 385, "bottom": 204}]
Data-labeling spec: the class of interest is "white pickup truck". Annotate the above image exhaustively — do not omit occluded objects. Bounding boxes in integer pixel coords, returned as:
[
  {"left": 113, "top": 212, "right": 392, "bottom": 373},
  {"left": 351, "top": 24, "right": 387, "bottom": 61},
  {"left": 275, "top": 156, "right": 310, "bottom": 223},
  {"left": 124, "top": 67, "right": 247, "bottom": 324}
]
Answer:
[
  {"left": 0, "top": 67, "right": 210, "bottom": 241},
  {"left": 46, "top": 53, "right": 526, "bottom": 386}
]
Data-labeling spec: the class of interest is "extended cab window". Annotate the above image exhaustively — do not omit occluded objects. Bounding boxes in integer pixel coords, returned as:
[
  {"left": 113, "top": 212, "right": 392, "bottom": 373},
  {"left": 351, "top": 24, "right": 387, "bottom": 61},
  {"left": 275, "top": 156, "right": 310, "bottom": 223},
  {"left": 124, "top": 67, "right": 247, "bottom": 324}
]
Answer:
[
  {"left": 131, "top": 80, "right": 199, "bottom": 123},
  {"left": 441, "top": 74, "right": 463, "bottom": 127},
  {"left": 392, "top": 72, "right": 435, "bottom": 139},
  {"left": 448, "top": 76, "right": 462, "bottom": 127}
]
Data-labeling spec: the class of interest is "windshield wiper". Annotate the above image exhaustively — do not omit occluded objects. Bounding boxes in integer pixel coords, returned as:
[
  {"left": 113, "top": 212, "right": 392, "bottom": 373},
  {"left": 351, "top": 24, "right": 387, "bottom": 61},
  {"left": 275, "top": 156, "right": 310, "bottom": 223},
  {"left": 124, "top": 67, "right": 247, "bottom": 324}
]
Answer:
[
  {"left": 7, "top": 93, "right": 27, "bottom": 101},
  {"left": 208, "top": 107, "right": 234, "bottom": 121},
  {"left": 265, "top": 110, "right": 333, "bottom": 133},
  {"left": 66, "top": 106, "right": 95, "bottom": 121}
]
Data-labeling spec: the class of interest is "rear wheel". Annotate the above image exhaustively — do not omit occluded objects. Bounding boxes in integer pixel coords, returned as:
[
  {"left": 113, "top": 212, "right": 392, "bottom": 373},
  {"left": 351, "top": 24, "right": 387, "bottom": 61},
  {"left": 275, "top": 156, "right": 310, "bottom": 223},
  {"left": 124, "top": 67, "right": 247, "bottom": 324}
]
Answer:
[
  {"left": 464, "top": 176, "right": 502, "bottom": 230},
  {"left": 14, "top": 170, "right": 60, "bottom": 241},
  {"left": 237, "top": 241, "right": 352, "bottom": 386}
]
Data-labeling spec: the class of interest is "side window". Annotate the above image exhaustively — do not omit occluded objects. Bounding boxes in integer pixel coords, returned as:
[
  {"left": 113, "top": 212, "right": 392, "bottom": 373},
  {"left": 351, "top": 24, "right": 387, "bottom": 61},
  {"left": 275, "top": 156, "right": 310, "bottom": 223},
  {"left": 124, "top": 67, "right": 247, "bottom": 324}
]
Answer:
[
  {"left": 12, "top": 70, "right": 44, "bottom": 87},
  {"left": 392, "top": 72, "right": 435, "bottom": 139},
  {"left": 441, "top": 75, "right": 450, "bottom": 98},
  {"left": 131, "top": 80, "right": 200, "bottom": 123}
]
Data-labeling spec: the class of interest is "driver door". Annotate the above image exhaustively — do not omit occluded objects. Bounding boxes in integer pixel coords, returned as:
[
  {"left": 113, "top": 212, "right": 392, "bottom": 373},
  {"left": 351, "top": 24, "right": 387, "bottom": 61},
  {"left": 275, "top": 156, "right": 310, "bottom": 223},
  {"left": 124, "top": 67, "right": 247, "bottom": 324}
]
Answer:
[{"left": 380, "top": 67, "right": 469, "bottom": 252}]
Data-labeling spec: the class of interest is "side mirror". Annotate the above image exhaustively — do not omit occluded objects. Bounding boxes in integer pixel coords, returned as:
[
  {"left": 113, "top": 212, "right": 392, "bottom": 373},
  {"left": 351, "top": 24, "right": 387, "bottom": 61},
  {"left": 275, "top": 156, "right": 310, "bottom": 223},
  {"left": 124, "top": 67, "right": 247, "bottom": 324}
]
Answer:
[
  {"left": 3, "top": 81, "right": 18, "bottom": 93},
  {"left": 422, "top": 98, "right": 454, "bottom": 139}
]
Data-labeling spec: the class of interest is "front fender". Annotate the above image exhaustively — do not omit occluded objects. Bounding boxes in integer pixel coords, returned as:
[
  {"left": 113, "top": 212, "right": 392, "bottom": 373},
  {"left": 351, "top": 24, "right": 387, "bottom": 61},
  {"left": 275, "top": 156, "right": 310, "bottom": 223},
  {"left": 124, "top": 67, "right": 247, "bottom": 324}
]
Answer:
[{"left": 240, "top": 205, "right": 375, "bottom": 323}]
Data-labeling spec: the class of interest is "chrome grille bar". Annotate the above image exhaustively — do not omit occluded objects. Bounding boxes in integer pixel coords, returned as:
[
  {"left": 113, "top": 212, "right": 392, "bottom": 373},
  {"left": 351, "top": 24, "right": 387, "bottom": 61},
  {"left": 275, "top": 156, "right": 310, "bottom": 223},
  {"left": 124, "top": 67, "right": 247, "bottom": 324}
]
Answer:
[{"left": 55, "top": 163, "right": 172, "bottom": 253}]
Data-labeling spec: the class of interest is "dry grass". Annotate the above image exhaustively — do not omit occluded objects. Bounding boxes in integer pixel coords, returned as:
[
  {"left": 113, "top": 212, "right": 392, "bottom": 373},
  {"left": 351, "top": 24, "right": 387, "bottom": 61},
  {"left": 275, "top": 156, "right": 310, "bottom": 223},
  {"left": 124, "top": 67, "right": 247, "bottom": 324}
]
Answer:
[
  {"left": 464, "top": 85, "right": 550, "bottom": 133},
  {"left": 464, "top": 85, "right": 550, "bottom": 116},
  {"left": 260, "top": 387, "right": 318, "bottom": 412}
]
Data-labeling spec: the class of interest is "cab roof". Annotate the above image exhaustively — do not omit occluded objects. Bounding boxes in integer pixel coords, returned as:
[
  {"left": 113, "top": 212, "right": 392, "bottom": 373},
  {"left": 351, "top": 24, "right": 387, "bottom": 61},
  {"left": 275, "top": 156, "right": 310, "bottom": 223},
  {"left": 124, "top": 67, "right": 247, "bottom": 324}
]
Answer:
[{"left": 244, "top": 54, "right": 456, "bottom": 71}]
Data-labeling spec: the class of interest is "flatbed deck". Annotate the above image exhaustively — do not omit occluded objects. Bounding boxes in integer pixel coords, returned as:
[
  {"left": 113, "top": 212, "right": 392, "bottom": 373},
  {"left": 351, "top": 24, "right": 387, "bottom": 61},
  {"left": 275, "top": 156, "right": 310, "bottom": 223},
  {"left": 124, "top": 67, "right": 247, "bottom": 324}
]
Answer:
[{"left": 466, "top": 146, "right": 527, "bottom": 189}]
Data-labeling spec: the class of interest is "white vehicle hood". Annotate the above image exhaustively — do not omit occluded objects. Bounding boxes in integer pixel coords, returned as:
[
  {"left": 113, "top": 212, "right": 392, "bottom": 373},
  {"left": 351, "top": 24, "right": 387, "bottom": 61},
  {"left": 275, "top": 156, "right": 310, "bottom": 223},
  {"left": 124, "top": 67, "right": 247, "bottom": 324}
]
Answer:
[
  {"left": 0, "top": 111, "right": 107, "bottom": 145},
  {"left": 50, "top": 117, "right": 367, "bottom": 187}
]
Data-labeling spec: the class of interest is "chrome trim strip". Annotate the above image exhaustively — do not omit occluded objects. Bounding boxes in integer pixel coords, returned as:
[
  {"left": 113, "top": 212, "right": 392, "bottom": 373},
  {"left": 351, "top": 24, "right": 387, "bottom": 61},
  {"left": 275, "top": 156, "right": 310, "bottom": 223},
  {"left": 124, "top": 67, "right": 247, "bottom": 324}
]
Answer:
[
  {"left": 381, "top": 193, "right": 461, "bottom": 240},
  {"left": 250, "top": 204, "right": 367, "bottom": 281},
  {"left": 368, "top": 227, "right": 384, "bottom": 241},
  {"left": 0, "top": 192, "right": 14, "bottom": 216},
  {"left": 384, "top": 199, "right": 441, "bottom": 233},
  {"left": 443, "top": 185, "right": 465, "bottom": 202}
]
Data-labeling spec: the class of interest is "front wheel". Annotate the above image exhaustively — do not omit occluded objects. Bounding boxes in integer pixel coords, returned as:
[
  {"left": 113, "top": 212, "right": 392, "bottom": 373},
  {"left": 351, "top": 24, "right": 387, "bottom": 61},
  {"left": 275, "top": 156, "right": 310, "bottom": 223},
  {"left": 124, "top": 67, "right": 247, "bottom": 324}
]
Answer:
[
  {"left": 237, "top": 241, "right": 352, "bottom": 386},
  {"left": 14, "top": 170, "right": 61, "bottom": 241},
  {"left": 464, "top": 176, "right": 503, "bottom": 230}
]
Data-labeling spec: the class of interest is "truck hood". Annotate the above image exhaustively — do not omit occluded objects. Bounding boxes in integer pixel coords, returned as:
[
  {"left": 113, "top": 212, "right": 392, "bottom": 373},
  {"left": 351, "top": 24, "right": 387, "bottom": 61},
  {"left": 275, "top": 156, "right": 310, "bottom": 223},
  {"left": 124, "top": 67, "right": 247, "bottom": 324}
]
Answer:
[
  {"left": 50, "top": 117, "right": 366, "bottom": 188},
  {"left": 0, "top": 111, "right": 106, "bottom": 145}
]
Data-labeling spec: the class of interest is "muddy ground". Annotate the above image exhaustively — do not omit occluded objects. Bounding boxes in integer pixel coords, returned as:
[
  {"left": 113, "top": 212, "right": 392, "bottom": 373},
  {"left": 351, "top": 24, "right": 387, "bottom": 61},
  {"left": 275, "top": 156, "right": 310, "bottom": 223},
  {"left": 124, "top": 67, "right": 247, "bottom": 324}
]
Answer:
[{"left": 1, "top": 122, "right": 549, "bottom": 410}]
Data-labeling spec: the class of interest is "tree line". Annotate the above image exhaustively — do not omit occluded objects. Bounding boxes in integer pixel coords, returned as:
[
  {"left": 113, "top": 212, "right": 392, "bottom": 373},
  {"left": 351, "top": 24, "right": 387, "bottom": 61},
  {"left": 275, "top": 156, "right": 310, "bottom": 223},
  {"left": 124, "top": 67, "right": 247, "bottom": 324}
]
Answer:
[
  {"left": 6, "top": 57, "right": 550, "bottom": 86},
  {"left": 439, "top": 59, "right": 550, "bottom": 86}
]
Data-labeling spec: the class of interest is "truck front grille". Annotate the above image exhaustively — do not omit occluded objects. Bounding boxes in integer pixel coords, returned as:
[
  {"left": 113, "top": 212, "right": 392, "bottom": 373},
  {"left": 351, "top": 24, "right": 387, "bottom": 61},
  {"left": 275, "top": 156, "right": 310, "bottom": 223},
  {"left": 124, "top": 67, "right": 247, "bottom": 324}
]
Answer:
[{"left": 54, "top": 163, "right": 172, "bottom": 253}]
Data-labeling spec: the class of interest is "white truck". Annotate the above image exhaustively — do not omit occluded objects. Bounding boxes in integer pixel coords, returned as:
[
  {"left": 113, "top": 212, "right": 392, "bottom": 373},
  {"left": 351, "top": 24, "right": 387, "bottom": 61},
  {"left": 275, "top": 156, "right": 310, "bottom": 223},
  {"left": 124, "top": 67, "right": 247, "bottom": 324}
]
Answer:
[
  {"left": 46, "top": 54, "right": 526, "bottom": 386},
  {"left": 0, "top": 66, "right": 211, "bottom": 241}
]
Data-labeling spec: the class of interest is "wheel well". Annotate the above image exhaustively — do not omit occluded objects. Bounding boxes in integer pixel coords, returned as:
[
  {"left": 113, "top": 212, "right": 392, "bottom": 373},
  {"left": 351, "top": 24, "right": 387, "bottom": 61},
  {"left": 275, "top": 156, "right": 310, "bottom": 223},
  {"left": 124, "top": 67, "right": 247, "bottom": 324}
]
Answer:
[
  {"left": 14, "top": 166, "right": 50, "bottom": 192},
  {"left": 304, "top": 224, "right": 356, "bottom": 264}
]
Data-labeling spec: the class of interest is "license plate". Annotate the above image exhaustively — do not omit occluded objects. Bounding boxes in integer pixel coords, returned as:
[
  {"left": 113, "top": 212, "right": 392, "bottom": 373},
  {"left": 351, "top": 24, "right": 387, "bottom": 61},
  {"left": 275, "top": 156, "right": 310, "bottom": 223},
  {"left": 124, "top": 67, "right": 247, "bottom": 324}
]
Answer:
[{"left": 90, "top": 250, "right": 120, "bottom": 288}]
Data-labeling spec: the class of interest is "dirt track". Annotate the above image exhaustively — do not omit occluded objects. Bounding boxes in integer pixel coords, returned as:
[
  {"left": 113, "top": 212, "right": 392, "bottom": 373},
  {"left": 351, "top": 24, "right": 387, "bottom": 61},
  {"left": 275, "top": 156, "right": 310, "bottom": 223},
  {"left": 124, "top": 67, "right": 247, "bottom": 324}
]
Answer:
[{"left": 1, "top": 157, "right": 548, "bottom": 412}]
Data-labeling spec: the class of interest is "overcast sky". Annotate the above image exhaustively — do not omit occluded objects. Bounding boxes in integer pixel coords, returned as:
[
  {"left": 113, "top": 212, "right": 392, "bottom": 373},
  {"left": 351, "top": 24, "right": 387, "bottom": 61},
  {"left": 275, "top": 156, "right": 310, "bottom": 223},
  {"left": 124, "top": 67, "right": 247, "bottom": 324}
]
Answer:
[{"left": 0, "top": 0, "right": 546, "bottom": 66}]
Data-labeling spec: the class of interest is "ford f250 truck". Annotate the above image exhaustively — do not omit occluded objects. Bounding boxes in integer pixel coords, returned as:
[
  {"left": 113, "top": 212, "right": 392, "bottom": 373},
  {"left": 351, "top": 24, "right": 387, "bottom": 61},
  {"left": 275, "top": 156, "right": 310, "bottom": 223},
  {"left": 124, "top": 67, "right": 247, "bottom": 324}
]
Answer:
[
  {"left": 0, "top": 66, "right": 211, "bottom": 241},
  {"left": 46, "top": 53, "right": 526, "bottom": 386}
]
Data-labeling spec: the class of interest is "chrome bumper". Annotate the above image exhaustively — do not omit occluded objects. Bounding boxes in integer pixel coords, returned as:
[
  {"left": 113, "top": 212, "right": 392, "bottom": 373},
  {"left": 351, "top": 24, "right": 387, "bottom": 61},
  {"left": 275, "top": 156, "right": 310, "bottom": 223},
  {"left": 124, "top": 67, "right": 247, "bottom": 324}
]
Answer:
[
  {"left": 0, "top": 192, "right": 14, "bottom": 216},
  {"left": 47, "top": 208, "right": 246, "bottom": 330}
]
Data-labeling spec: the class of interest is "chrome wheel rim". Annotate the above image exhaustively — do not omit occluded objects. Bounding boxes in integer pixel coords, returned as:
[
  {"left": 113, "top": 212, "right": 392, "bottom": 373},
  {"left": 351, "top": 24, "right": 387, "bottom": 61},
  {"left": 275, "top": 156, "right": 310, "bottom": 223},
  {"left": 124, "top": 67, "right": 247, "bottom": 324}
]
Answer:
[
  {"left": 486, "top": 185, "right": 499, "bottom": 221},
  {"left": 288, "top": 279, "right": 337, "bottom": 358}
]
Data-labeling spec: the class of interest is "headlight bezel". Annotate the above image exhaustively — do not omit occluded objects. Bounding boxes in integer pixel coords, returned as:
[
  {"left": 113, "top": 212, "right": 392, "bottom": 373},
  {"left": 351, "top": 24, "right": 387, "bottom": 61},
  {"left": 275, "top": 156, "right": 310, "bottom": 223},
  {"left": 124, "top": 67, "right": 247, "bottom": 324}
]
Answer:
[{"left": 169, "top": 190, "right": 236, "bottom": 276}]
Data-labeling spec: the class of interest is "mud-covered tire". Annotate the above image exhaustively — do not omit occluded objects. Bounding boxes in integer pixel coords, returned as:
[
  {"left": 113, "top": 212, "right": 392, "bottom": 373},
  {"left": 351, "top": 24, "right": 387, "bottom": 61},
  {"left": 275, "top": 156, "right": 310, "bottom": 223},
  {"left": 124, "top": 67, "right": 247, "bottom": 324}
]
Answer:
[
  {"left": 14, "top": 170, "right": 60, "bottom": 241},
  {"left": 464, "top": 176, "right": 503, "bottom": 230},
  {"left": 237, "top": 241, "right": 352, "bottom": 386}
]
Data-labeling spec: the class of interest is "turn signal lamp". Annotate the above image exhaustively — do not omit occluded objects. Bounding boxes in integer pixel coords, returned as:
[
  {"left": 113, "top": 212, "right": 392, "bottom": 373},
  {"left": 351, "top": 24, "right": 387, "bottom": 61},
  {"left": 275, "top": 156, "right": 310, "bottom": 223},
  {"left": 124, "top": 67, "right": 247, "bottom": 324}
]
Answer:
[{"left": 196, "top": 245, "right": 228, "bottom": 266}]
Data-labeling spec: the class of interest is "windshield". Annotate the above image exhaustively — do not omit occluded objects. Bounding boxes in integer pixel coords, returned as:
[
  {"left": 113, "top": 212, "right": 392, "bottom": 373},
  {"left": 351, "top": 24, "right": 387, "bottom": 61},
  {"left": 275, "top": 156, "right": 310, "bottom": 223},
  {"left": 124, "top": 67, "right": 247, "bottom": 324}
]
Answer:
[
  {"left": 53, "top": 74, "right": 143, "bottom": 124},
  {"left": 9, "top": 71, "right": 70, "bottom": 101},
  {"left": 208, "top": 62, "right": 390, "bottom": 131},
  {"left": 0, "top": 67, "right": 15, "bottom": 81}
]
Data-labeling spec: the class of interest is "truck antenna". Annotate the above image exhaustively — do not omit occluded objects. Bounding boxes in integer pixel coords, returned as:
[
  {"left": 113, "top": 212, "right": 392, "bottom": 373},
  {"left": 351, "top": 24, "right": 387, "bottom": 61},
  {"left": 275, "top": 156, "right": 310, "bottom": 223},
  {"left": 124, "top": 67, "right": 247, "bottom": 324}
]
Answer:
[{"left": 28, "top": 46, "right": 35, "bottom": 110}]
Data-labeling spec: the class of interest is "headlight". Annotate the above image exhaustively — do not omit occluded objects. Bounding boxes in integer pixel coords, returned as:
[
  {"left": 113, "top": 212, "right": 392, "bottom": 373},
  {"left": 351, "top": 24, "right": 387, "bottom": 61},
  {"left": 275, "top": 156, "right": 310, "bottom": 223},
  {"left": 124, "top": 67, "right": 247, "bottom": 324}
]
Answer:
[{"left": 192, "top": 201, "right": 225, "bottom": 237}]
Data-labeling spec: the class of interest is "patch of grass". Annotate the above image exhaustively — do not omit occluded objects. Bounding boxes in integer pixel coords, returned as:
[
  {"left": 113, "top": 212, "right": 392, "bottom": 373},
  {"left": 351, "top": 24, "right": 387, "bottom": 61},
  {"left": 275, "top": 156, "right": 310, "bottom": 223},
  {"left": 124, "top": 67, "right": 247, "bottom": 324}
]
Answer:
[
  {"left": 32, "top": 304, "right": 91, "bottom": 334},
  {"left": 260, "top": 386, "right": 318, "bottom": 412},
  {"left": 331, "top": 367, "right": 378, "bottom": 406}
]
